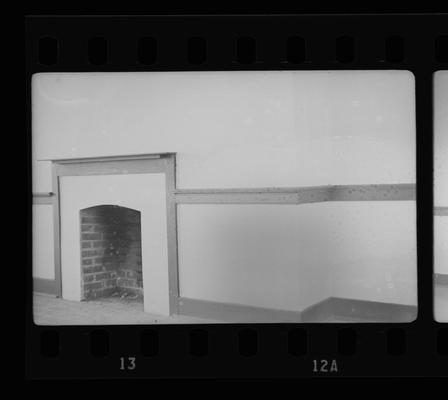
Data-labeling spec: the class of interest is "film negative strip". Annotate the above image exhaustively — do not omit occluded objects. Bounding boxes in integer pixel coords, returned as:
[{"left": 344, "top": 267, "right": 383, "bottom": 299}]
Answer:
[{"left": 26, "top": 13, "right": 448, "bottom": 379}]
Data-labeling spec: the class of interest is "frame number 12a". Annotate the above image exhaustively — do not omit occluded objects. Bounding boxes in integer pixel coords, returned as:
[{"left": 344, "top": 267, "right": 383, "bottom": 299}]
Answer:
[{"left": 312, "top": 359, "right": 338, "bottom": 373}]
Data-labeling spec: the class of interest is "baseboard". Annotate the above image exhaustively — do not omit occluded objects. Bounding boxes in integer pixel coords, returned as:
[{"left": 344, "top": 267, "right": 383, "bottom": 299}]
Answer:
[
  {"left": 302, "top": 297, "right": 417, "bottom": 322},
  {"left": 301, "top": 298, "right": 335, "bottom": 322},
  {"left": 33, "top": 278, "right": 57, "bottom": 296},
  {"left": 177, "top": 297, "right": 302, "bottom": 323},
  {"left": 178, "top": 296, "right": 417, "bottom": 323},
  {"left": 435, "top": 273, "right": 448, "bottom": 286}
]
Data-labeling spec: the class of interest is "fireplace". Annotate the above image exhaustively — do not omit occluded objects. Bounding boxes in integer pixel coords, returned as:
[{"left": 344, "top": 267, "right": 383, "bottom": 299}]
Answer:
[
  {"left": 80, "top": 205, "right": 143, "bottom": 301},
  {"left": 55, "top": 157, "right": 173, "bottom": 315}
]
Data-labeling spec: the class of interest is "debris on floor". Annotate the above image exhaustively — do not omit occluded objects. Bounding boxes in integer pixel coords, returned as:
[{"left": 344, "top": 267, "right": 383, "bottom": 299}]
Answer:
[
  {"left": 116, "top": 291, "right": 141, "bottom": 301},
  {"left": 33, "top": 293, "right": 218, "bottom": 325}
]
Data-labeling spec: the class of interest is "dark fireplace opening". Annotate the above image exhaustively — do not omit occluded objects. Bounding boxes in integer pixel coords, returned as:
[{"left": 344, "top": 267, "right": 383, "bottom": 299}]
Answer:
[{"left": 80, "top": 205, "right": 143, "bottom": 302}]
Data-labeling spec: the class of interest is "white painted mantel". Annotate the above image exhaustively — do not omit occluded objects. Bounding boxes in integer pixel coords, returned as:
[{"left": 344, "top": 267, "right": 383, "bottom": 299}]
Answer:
[{"left": 59, "top": 173, "right": 170, "bottom": 315}]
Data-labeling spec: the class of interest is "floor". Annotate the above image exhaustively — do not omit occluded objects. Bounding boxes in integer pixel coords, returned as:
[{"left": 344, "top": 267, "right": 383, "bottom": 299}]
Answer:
[
  {"left": 435, "top": 284, "right": 448, "bottom": 322},
  {"left": 314, "top": 316, "right": 372, "bottom": 323},
  {"left": 34, "top": 293, "right": 426, "bottom": 325},
  {"left": 33, "top": 293, "right": 220, "bottom": 325}
]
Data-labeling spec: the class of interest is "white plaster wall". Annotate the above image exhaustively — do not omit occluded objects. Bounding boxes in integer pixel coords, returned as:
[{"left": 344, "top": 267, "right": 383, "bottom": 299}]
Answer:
[
  {"left": 434, "top": 71, "right": 448, "bottom": 321},
  {"left": 59, "top": 173, "right": 170, "bottom": 315},
  {"left": 31, "top": 71, "right": 416, "bottom": 311},
  {"left": 329, "top": 202, "right": 417, "bottom": 306},
  {"left": 435, "top": 217, "right": 448, "bottom": 275},
  {"left": 32, "top": 71, "right": 415, "bottom": 191},
  {"left": 178, "top": 202, "right": 416, "bottom": 310},
  {"left": 177, "top": 204, "right": 333, "bottom": 311},
  {"left": 434, "top": 71, "right": 448, "bottom": 274},
  {"left": 32, "top": 204, "right": 55, "bottom": 280},
  {"left": 434, "top": 71, "right": 448, "bottom": 206}
]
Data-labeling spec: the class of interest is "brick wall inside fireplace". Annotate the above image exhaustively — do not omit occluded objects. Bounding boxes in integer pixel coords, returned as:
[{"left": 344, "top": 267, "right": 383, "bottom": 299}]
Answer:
[{"left": 80, "top": 205, "right": 143, "bottom": 300}]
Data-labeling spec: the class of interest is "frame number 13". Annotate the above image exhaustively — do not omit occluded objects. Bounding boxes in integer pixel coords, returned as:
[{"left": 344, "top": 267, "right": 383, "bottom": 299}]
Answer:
[{"left": 120, "top": 356, "right": 136, "bottom": 370}]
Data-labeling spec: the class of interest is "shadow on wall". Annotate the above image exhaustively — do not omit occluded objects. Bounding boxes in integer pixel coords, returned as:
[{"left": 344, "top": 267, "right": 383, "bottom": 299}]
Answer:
[{"left": 198, "top": 205, "right": 338, "bottom": 311}]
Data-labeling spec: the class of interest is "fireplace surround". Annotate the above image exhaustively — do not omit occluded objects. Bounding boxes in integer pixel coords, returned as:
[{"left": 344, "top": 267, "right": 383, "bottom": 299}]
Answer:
[{"left": 53, "top": 153, "right": 177, "bottom": 316}]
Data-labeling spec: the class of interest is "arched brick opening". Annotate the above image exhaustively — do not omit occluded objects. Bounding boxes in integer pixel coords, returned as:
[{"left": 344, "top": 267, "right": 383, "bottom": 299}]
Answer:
[{"left": 79, "top": 205, "right": 143, "bottom": 301}]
